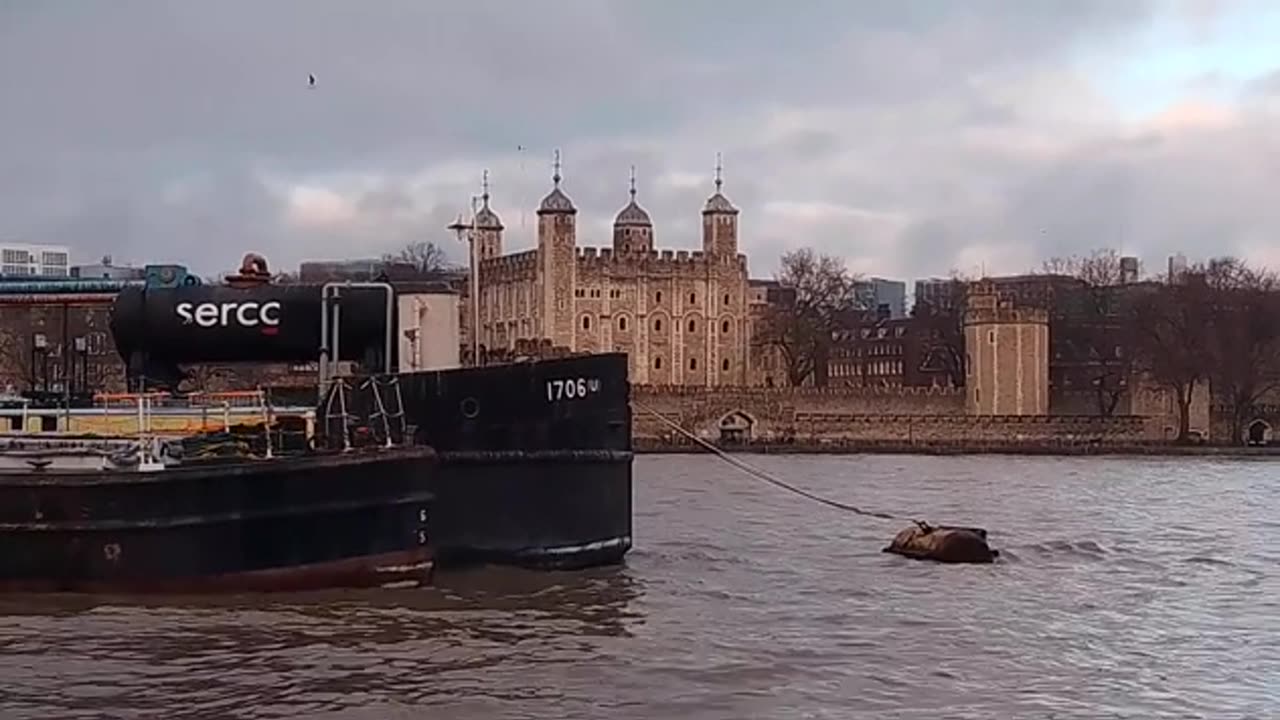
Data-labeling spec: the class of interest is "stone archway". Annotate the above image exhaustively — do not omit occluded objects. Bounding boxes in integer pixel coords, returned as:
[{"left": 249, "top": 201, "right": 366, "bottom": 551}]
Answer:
[
  {"left": 1246, "top": 419, "right": 1272, "bottom": 446},
  {"left": 718, "top": 410, "right": 755, "bottom": 445}
]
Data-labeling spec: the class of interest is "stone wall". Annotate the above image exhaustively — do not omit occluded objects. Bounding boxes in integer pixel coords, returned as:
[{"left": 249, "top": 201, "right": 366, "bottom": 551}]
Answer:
[
  {"left": 631, "top": 384, "right": 1158, "bottom": 449},
  {"left": 632, "top": 384, "right": 966, "bottom": 440}
]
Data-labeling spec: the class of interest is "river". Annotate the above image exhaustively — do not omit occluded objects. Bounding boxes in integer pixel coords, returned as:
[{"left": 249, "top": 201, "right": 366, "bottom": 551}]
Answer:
[{"left": 1, "top": 454, "right": 1276, "bottom": 719}]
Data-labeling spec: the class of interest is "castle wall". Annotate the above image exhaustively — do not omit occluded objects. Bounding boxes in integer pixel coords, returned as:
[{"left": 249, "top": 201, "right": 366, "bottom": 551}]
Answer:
[{"left": 632, "top": 385, "right": 1160, "bottom": 448}]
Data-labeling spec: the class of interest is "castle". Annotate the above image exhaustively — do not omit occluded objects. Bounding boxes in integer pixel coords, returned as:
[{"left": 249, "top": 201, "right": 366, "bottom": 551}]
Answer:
[{"left": 458, "top": 153, "right": 760, "bottom": 386}]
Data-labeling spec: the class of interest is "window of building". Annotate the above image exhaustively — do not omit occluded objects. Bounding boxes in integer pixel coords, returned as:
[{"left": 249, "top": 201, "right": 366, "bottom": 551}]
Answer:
[
  {"left": 689, "top": 357, "right": 698, "bottom": 370},
  {"left": 721, "top": 358, "right": 730, "bottom": 372},
  {"left": 896, "top": 326, "right": 905, "bottom": 337},
  {"left": 654, "top": 357, "right": 662, "bottom": 369},
  {"left": 574, "top": 288, "right": 584, "bottom": 298},
  {"left": 618, "top": 316, "right": 627, "bottom": 331},
  {"left": 723, "top": 293, "right": 730, "bottom": 306},
  {"left": 582, "top": 316, "right": 591, "bottom": 330},
  {"left": 687, "top": 319, "right": 696, "bottom": 333},
  {"left": 655, "top": 291, "right": 662, "bottom": 303},
  {"left": 988, "top": 330, "right": 995, "bottom": 343},
  {"left": 689, "top": 292, "right": 696, "bottom": 304},
  {"left": 721, "top": 320, "right": 730, "bottom": 333},
  {"left": 654, "top": 318, "right": 663, "bottom": 332}
]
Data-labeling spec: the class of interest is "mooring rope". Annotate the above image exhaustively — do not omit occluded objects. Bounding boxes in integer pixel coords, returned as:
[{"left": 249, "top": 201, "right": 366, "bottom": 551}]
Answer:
[{"left": 632, "top": 400, "right": 925, "bottom": 526}]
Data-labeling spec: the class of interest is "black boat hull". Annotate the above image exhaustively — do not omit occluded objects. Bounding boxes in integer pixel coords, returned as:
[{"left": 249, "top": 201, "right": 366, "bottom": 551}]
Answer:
[
  {"left": 345, "top": 352, "right": 635, "bottom": 570},
  {"left": 0, "top": 446, "right": 436, "bottom": 593}
]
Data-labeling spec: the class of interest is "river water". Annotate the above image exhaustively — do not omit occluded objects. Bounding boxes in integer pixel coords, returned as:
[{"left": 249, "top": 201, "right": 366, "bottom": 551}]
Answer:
[{"left": 1, "top": 454, "right": 1276, "bottom": 719}]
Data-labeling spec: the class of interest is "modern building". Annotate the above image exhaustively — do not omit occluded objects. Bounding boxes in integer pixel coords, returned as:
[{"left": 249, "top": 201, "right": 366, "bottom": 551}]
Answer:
[
  {"left": 71, "top": 255, "right": 146, "bottom": 281},
  {"left": 854, "top": 277, "right": 907, "bottom": 319},
  {"left": 1, "top": 242, "right": 71, "bottom": 278}
]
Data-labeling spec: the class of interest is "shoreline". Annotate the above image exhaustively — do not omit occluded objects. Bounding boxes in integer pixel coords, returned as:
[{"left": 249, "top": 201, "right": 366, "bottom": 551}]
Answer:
[{"left": 633, "top": 439, "right": 1280, "bottom": 458}]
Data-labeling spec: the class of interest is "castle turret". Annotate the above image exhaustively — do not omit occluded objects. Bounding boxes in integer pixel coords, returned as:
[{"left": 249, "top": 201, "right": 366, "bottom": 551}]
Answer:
[
  {"left": 701, "top": 153, "right": 739, "bottom": 258},
  {"left": 613, "top": 166, "right": 653, "bottom": 255},
  {"left": 474, "top": 170, "right": 504, "bottom": 261},
  {"left": 963, "top": 280, "right": 1049, "bottom": 415},
  {"left": 536, "top": 149, "right": 577, "bottom": 348}
]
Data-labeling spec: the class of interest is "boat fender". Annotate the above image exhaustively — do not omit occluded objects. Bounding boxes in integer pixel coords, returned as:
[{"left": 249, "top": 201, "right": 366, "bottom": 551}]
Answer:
[{"left": 883, "top": 523, "right": 999, "bottom": 564}]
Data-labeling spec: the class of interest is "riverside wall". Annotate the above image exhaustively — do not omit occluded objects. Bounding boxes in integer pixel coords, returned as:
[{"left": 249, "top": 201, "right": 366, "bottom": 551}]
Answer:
[{"left": 631, "top": 385, "right": 1168, "bottom": 453}]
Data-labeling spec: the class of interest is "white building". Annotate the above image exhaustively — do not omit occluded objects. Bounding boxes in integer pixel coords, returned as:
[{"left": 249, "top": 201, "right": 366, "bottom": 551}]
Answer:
[{"left": 0, "top": 242, "right": 71, "bottom": 277}]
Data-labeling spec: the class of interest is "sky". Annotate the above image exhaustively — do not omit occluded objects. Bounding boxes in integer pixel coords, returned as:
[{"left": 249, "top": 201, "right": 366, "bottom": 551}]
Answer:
[{"left": 3, "top": 0, "right": 1280, "bottom": 284}]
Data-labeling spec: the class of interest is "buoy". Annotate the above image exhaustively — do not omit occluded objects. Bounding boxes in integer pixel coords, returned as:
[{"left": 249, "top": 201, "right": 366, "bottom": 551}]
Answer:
[{"left": 883, "top": 523, "right": 999, "bottom": 564}]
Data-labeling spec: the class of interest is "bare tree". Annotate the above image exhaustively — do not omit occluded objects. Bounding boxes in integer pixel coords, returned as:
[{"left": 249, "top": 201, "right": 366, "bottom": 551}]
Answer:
[
  {"left": 908, "top": 273, "right": 969, "bottom": 388},
  {"left": 758, "top": 249, "right": 858, "bottom": 387},
  {"left": 1126, "top": 269, "right": 1215, "bottom": 442},
  {"left": 384, "top": 241, "right": 451, "bottom": 274},
  {"left": 1202, "top": 258, "right": 1280, "bottom": 444},
  {"left": 1041, "top": 248, "right": 1132, "bottom": 415}
]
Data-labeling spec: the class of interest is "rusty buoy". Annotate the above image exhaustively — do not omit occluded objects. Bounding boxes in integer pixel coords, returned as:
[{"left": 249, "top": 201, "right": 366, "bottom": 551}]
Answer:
[{"left": 883, "top": 523, "right": 999, "bottom": 564}]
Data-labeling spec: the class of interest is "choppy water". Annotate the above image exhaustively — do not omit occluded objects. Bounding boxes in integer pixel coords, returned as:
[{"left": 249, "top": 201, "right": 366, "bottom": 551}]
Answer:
[{"left": 1, "top": 454, "right": 1277, "bottom": 719}]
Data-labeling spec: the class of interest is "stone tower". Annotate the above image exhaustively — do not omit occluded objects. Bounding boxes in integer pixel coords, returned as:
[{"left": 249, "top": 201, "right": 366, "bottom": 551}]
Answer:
[
  {"left": 701, "top": 154, "right": 739, "bottom": 258},
  {"left": 613, "top": 166, "right": 653, "bottom": 254},
  {"left": 963, "top": 280, "right": 1049, "bottom": 416},
  {"left": 474, "top": 170, "right": 504, "bottom": 261},
  {"left": 537, "top": 150, "right": 577, "bottom": 349}
]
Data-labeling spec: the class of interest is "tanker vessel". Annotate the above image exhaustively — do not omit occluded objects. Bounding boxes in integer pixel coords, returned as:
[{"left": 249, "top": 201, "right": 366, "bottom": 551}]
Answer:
[{"left": 105, "top": 256, "right": 633, "bottom": 571}]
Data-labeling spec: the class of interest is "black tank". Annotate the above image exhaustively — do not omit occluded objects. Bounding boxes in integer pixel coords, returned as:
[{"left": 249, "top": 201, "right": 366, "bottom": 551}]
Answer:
[{"left": 109, "top": 284, "right": 394, "bottom": 365}]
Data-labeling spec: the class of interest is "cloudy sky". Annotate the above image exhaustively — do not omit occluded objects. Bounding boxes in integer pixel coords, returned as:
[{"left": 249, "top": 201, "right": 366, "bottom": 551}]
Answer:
[{"left": 3, "top": 0, "right": 1280, "bottom": 284}]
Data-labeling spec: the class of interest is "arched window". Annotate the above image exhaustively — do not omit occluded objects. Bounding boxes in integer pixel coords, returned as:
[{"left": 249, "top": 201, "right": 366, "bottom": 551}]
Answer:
[
  {"left": 618, "top": 316, "right": 628, "bottom": 331},
  {"left": 654, "top": 357, "right": 662, "bottom": 369},
  {"left": 656, "top": 291, "right": 662, "bottom": 303},
  {"left": 689, "top": 357, "right": 698, "bottom": 370},
  {"left": 654, "top": 318, "right": 663, "bottom": 332},
  {"left": 689, "top": 292, "right": 696, "bottom": 304},
  {"left": 687, "top": 319, "right": 696, "bottom": 333},
  {"left": 722, "top": 358, "right": 730, "bottom": 372},
  {"left": 723, "top": 293, "right": 730, "bottom": 306},
  {"left": 721, "top": 320, "right": 730, "bottom": 334},
  {"left": 582, "top": 316, "right": 591, "bottom": 330}
]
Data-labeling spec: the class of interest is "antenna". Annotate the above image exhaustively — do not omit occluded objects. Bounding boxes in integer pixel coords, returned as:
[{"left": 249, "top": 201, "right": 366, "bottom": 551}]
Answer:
[
  {"left": 714, "top": 152, "right": 723, "bottom": 193},
  {"left": 629, "top": 165, "right": 637, "bottom": 202}
]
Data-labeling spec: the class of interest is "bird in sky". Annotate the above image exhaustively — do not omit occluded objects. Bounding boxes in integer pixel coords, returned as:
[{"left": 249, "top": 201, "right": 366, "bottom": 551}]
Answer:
[{"left": 308, "top": 74, "right": 316, "bottom": 89}]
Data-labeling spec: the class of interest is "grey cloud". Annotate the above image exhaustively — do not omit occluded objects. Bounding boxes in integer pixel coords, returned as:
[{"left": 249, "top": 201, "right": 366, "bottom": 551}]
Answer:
[{"left": 2, "top": 0, "right": 1277, "bottom": 283}]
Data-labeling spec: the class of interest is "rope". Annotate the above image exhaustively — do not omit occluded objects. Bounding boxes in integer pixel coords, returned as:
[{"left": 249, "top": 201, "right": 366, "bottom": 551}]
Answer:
[{"left": 633, "top": 400, "right": 926, "bottom": 526}]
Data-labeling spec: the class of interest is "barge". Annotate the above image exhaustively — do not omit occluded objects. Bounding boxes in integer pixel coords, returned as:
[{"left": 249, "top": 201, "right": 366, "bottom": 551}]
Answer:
[
  {"left": 102, "top": 254, "right": 633, "bottom": 571},
  {"left": 0, "top": 382, "right": 436, "bottom": 593}
]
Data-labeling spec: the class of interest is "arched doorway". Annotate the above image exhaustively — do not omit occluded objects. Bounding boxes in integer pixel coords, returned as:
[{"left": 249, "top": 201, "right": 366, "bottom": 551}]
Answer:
[
  {"left": 718, "top": 411, "right": 755, "bottom": 445},
  {"left": 1246, "top": 419, "right": 1272, "bottom": 446}
]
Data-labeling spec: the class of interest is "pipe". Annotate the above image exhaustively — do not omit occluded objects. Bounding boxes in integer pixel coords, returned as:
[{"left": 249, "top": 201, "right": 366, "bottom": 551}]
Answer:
[{"left": 0, "top": 281, "right": 142, "bottom": 294}]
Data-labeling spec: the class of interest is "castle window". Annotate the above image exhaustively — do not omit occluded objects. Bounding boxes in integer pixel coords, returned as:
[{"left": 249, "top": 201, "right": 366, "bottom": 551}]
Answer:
[
  {"left": 689, "top": 292, "right": 696, "bottom": 304},
  {"left": 723, "top": 293, "right": 730, "bottom": 306},
  {"left": 722, "top": 358, "right": 730, "bottom": 372},
  {"left": 582, "top": 316, "right": 591, "bottom": 330},
  {"left": 988, "top": 330, "right": 995, "bottom": 343},
  {"left": 575, "top": 288, "right": 584, "bottom": 298},
  {"left": 654, "top": 318, "right": 663, "bottom": 332},
  {"left": 655, "top": 291, "right": 662, "bottom": 303},
  {"left": 654, "top": 357, "right": 662, "bottom": 369},
  {"left": 721, "top": 320, "right": 730, "bottom": 334},
  {"left": 689, "top": 358, "right": 698, "bottom": 370},
  {"left": 618, "top": 316, "right": 628, "bottom": 331},
  {"left": 687, "top": 319, "right": 696, "bottom": 333}
]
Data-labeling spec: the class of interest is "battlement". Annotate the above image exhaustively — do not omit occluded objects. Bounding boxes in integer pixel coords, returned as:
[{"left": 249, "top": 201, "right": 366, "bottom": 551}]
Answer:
[
  {"left": 480, "top": 249, "right": 538, "bottom": 279},
  {"left": 573, "top": 244, "right": 743, "bottom": 276},
  {"left": 633, "top": 384, "right": 964, "bottom": 400},
  {"left": 963, "top": 305, "right": 1049, "bottom": 325}
]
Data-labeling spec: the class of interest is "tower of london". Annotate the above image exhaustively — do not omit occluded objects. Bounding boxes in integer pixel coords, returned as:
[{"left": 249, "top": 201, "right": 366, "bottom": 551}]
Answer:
[{"left": 457, "top": 154, "right": 758, "bottom": 386}]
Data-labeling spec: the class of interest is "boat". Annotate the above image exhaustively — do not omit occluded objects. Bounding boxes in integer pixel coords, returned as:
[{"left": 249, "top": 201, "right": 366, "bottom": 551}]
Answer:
[
  {"left": 0, "top": 381, "right": 436, "bottom": 593},
  {"left": 102, "top": 254, "right": 633, "bottom": 572}
]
